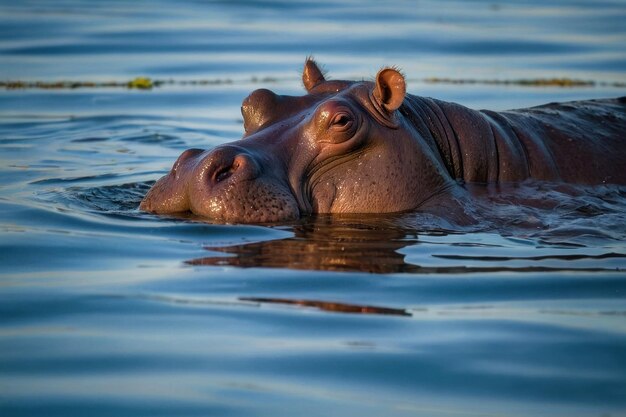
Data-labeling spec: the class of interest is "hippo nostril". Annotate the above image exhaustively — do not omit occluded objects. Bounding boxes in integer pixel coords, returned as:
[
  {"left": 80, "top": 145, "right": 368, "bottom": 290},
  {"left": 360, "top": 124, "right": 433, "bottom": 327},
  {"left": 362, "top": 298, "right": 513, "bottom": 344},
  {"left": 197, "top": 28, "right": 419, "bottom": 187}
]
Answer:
[
  {"left": 205, "top": 149, "right": 256, "bottom": 185},
  {"left": 214, "top": 165, "right": 234, "bottom": 183},
  {"left": 213, "top": 157, "right": 244, "bottom": 183}
]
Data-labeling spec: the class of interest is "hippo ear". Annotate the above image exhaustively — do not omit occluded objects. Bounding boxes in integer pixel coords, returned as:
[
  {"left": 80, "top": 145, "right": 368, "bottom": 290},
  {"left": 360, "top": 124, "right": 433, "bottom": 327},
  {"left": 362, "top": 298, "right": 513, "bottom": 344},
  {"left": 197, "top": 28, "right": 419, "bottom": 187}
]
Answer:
[
  {"left": 302, "top": 58, "right": 326, "bottom": 92},
  {"left": 373, "top": 68, "right": 406, "bottom": 113}
]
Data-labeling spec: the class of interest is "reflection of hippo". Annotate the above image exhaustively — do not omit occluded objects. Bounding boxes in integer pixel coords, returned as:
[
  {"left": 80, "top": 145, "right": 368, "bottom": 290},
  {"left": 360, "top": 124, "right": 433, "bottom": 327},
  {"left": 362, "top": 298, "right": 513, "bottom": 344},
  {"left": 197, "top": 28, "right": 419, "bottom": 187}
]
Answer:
[
  {"left": 187, "top": 216, "right": 418, "bottom": 273},
  {"left": 186, "top": 216, "right": 623, "bottom": 274},
  {"left": 140, "top": 59, "right": 626, "bottom": 223}
]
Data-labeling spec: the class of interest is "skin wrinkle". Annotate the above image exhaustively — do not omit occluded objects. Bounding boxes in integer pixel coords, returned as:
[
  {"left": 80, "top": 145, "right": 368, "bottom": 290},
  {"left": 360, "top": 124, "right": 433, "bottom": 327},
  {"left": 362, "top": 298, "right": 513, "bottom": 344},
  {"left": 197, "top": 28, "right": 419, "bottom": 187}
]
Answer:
[
  {"left": 497, "top": 112, "right": 531, "bottom": 181},
  {"left": 367, "top": 90, "right": 399, "bottom": 129},
  {"left": 403, "top": 96, "right": 454, "bottom": 179},
  {"left": 274, "top": 115, "right": 312, "bottom": 214},
  {"left": 481, "top": 111, "right": 526, "bottom": 182},
  {"left": 466, "top": 114, "right": 499, "bottom": 183},
  {"left": 481, "top": 110, "right": 516, "bottom": 182},
  {"left": 503, "top": 113, "right": 559, "bottom": 180},
  {"left": 285, "top": 136, "right": 312, "bottom": 213},
  {"left": 430, "top": 99, "right": 464, "bottom": 180},
  {"left": 420, "top": 103, "right": 453, "bottom": 175},
  {"left": 308, "top": 147, "right": 371, "bottom": 212},
  {"left": 487, "top": 121, "right": 501, "bottom": 183},
  {"left": 427, "top": 98, "right": 465, "bottom": 181},
  {"left": 399, "top": 101, "right": 453, "bottom": 210},
  {"left": 430, "top": 99, "right": 506, "bottom": 183}
]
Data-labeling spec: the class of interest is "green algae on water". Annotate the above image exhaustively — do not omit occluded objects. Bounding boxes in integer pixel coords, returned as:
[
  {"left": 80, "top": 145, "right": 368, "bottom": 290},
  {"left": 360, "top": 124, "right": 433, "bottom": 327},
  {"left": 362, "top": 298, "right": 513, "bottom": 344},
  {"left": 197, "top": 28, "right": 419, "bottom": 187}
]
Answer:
[{"left": 127, "top": 77, "right": 153, "bottom": 89}]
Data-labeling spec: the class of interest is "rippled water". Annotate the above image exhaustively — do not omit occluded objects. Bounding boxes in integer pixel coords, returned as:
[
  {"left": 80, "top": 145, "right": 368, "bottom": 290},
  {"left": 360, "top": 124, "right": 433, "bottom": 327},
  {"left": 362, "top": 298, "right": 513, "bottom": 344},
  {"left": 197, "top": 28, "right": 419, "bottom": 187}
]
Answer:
[{"left": 1, "top": 1, "right": 626, "bottom": 416}]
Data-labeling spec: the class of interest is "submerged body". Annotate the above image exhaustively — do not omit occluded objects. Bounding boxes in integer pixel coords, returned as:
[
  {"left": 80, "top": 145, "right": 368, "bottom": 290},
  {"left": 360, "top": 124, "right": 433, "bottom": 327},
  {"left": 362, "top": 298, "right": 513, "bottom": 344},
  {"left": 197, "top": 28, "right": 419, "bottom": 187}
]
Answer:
[{"left": 140, "top": 59, "right": 626, "bottom": 223}]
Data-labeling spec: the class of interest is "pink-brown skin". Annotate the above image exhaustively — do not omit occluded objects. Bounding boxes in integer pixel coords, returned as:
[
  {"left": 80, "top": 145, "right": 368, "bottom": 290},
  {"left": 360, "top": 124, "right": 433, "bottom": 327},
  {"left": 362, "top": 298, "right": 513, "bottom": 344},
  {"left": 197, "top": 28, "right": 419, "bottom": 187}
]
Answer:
[{"left": 140, "top": 59, "right": 626, "bottom": 223}]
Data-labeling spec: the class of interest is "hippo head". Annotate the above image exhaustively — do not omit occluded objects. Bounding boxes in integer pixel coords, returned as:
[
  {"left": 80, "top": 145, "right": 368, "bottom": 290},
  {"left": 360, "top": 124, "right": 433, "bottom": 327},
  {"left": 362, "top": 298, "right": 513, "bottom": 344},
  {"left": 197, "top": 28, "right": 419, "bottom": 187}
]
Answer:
[{"left": 140, "top": 59, "right": 452, "bottom": 223}]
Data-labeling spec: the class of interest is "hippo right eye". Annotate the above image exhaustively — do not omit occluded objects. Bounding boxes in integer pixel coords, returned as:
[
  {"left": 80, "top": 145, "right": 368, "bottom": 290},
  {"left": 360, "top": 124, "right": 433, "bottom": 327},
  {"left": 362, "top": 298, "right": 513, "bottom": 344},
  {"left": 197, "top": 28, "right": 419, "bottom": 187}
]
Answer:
[{"left": 330, "top": 112, "right": 353, "bottom": 131}]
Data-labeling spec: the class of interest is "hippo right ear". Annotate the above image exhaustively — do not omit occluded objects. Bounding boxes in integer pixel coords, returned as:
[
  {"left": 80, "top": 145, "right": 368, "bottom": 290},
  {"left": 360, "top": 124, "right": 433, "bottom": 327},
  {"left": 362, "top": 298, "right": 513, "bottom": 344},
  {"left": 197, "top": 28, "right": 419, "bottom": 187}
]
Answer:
[
  {"left": 373, "top": 68, "right": 406, "bottom": 114},
  {"left": 302, "top": 58, "right": 326, "bottom": 92}
]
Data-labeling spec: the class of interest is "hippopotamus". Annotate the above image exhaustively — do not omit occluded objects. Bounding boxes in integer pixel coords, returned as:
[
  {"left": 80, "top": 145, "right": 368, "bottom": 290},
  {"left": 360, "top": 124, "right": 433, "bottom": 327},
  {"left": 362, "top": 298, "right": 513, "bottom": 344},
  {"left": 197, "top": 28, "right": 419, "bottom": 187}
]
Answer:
[{"left": 140, "top": 59, "right": 626, "bottom": 223}]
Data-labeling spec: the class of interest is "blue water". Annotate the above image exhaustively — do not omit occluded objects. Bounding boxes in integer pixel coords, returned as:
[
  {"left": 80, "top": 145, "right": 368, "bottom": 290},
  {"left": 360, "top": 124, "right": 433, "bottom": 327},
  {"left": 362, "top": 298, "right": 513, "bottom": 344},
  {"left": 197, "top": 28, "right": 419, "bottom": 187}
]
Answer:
[{"left": 1, "top": 1, "right": 626, "bottom": 416}]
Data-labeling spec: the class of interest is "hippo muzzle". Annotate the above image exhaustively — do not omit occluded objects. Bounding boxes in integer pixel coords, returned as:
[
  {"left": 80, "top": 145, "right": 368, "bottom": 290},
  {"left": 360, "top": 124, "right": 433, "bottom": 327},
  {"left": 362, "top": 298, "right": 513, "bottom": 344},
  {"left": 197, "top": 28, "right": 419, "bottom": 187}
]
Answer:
[{"left": 140, "top": 144, "right": 300, "bottom": 223}]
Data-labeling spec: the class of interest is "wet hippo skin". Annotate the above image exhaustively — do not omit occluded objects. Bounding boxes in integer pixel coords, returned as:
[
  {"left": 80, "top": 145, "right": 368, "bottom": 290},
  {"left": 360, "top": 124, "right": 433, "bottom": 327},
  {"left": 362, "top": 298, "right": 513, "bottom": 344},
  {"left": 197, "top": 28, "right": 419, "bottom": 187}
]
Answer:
[{"left": 140, "top": 59, "right": 626, "bottom": 223}]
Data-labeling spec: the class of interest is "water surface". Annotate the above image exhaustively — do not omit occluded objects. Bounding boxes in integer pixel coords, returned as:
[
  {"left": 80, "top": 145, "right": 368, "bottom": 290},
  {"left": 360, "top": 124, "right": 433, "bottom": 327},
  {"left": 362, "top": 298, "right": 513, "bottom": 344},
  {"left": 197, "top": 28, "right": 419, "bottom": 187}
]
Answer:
[{"left": 1, "top": 1, "right": 626, "bottom": 416}]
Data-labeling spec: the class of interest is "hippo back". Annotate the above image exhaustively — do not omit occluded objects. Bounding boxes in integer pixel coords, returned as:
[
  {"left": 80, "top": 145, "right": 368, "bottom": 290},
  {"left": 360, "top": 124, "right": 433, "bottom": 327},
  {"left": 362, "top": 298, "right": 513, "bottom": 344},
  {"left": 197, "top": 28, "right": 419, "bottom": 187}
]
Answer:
[{"left": 494, "top": 97, "right": 626, "bottom": 184}]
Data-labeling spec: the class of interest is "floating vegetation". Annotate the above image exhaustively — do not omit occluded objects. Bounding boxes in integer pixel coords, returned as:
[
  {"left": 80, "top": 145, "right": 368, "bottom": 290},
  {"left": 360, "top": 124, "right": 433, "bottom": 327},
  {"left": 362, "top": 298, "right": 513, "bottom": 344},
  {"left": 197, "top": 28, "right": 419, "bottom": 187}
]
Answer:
[
  {"left": 422, "top": 77, "right": 611, "bottom": 87},
  {"left": 127, "top": 77, "right": 153, "bottom": 89},
  {"left": 0, "top": 79, "right": 160, "bottom": 90},
  {"left": 1, "top": 76, "right": 624, "bottom": 90},
  {"left": 0, "top": 77, "right": 234, "bottom": 90}
]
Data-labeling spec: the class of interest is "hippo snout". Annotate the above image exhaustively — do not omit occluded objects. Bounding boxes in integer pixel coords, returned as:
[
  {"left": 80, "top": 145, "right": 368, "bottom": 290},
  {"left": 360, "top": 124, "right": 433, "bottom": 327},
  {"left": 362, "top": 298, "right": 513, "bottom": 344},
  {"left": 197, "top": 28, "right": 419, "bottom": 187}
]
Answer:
[
  {"left": 141, "top": 144, "right": 300, "bottom": 223},
  {"left": 172, "top": 148, "right": 203, "bottom": 174}
]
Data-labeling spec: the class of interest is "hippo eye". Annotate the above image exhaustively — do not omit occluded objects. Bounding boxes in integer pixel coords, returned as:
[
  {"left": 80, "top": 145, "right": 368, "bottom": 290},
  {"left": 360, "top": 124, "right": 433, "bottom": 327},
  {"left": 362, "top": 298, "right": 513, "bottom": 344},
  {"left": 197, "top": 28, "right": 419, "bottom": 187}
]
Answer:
[{"left": 330, "top": 112, "right": 353, "bottom": 131}]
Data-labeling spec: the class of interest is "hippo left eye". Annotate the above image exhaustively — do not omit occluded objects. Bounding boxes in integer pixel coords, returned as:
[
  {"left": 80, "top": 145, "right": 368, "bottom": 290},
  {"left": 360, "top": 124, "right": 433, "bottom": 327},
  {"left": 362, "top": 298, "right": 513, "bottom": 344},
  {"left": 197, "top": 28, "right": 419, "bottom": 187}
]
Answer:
[{"left": 330, "top": 112, "right": 353, "bottom": 131}]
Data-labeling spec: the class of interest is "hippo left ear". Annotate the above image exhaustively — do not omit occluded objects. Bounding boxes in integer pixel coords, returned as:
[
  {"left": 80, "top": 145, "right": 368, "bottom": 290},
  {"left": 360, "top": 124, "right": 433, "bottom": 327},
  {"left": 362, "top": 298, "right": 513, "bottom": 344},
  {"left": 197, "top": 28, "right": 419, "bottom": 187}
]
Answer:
[
  {"left": 303, "top": 58, "right": 326, "bottom": 92},
  {"left": 373, "top": 68, "right": 406, "bottom": 114}
]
